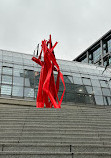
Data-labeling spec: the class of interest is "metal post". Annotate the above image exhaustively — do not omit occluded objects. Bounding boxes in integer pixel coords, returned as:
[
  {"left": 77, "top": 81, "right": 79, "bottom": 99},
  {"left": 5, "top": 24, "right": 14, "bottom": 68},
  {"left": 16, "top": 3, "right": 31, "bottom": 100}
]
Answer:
[{"left": 100, "top": 40, "right": 104, "bottom": 66}]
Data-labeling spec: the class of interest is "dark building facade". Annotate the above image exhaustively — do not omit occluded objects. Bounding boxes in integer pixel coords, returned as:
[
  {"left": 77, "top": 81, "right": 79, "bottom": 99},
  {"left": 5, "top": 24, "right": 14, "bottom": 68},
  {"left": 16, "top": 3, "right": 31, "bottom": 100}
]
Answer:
[
  {"left": 0, "top": 49, "right": 111, "bottom": 106},
  {"left": 74, "top": 30, "right": 111, "bottom": 67}
]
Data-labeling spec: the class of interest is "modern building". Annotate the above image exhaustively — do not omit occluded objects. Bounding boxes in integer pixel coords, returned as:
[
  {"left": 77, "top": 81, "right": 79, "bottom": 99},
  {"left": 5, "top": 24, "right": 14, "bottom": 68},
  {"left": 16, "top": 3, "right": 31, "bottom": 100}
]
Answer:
[
  {"left": 0, "top": 49, "right": 111, "bottom": 106},
  {"left": 74, "top": 30, "right": 111, "bottom": 67}
]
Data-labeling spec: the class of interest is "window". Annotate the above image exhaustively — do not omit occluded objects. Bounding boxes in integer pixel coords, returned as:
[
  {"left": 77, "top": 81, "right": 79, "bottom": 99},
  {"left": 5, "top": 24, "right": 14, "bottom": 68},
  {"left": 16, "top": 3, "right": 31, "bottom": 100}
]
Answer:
[
  {"left": 73, "top": 77, "right": 83, "bottom": 85},
  {"left": 2, "top": 75, "right": 12, "bottom": 84},
  {"left": 3, "top": 67, "right": 12, "bottom": 75},
  {"left": 94, "top": 95, "right": 104, "bottom": 105},
  {"left": 1, "top": 85, "right": 12, "bottom": 95},
  {"left": 12, "top": 86, "right": 23, "bottom": 97},
  {"left": 66, "top": 93, "right": 75, "bottom": 102},
  {"left": 63, "top": 75, "right": 73, "bottom": 83},
  {"left": 102, "top": 88, "right": 110, "bottom": 96},
  {"left": 85, "top": 86, "right": 93, "bottom": 94},
  {"left": 13, "top": 76, "right": 24, "bottom": 86},
  {"left": 13, "top": 69, "right": 24, "bottom": 77},
  {"left": 104, "top": 96, "right": 111, "bottom": 106},
  {"left": 24, "top": 70, "right": 34, "bottom": 88},
  {"left": 93, "top": 87, "right": 102, "bottom": 95},
  {"left": 82, "top": 78, "right": 91, "bottom": 85},
  {"left": 24, "top": 87, "right": 34, "bottom": 98},
  {"left": 100, "top": 80, "right": 109, "bottom": 88},
  {"left": 91, "top": 79, "right": 100, "bottom": 87}
]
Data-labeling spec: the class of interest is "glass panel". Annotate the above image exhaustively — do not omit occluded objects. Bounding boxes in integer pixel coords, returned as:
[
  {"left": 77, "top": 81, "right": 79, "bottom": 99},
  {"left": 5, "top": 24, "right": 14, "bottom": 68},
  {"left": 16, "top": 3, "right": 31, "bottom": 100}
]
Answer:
[
  {"left": 3, "top": 67, "right": 12, "bottom": 75},
  {"left": 73, "top": 77, "right": 83, "bottom": 85},
  {"left": 12, "top": 86, "right": 23, "bottom": 97},
  {"left": 63, "top": 75, "right": 73, "bottom": 83},
  {"left": 14, "top": 64, "right": 24, "bottom": 69},
  {"left": 34, "top": 71, "right": 40, "bottom": 88},
  {"left": 72, "top": 73, "right": 81, "bottom": 77},
  {"left": 84, "top": 94, "right": 95, "bottom": 105},
  {"left": 13, "top": 69, "right": 24, "bottom": 77},
  {"left": 65, "top": 83, "right": 74, "bottom": 92},
  {"left": 24, "top": 66, "right": 34, "bottom": 70},
  {"left": 34, "top": 88, "right": 38, "bottom": 99},
  {"left": 93, "top": 87, "right": 102, "bottom": 95},
  {"left": 2, "top": 75, "right": 12, "bottom": 84},
  {"left": 13, "top": 52, "right": 23, "bottom": 57},
  {"left": 91, "top": 79, "right": 100, "bottom": 87},
  {"left": 75, "top": 94, "right": 85, "bottom": 104},
  {"left": 1, "top": 85, "right": 12, "bottom": 95},
  {"left": 3, "top": 55, "right": 12, "bottom": 62},
  {"left": 93, "top": 47, "right": 101, "bottom": 63},
  {"left": 82, "top": 78, "right": 91, "bottom": 85},
  {"left": 24, "top": 70, "right": 34, "bottom": 88},
  {"left": 13, "top": 76, "right": 24, "bottom": 86},
  {"left": 24, "top": 59, "right": 34, "bottom": 66},
  {"left": 66, "top": 93, "right": 75, "bottom": 102},
  {"left": 94, "top": 95, "right": 104, "bottom": 105},
  {"left": 2, "top": 50, "right": 12, "bottom": 56},
  {"left": 0, "top": 50, "right": 2, "bottom": 60},
  {"left": 102, "top": 88, "right": 110, "bottom": 96},
  {"left": 104, "top": 96, "right": 111, "bottom": 106},
  {"left": 100, "top": 80, "right": 109, "bottom": 88},
  {"left": 3, "top": 62, "right": 13, "bottom": 67},
  {"left": 13, "top": 57, "right": 23, "bottom": 64},
  {"left": 24, "top": 87, "right": 34, "bottom": 98},
  {"left": 108, "top": 39, "right": 111, "bottom": 53},
  {"left": 0, "top": 67, "right": 1, "bottom": 74},
  {"left": 85, "top": 86, "right": 93, "bottom": 94}
]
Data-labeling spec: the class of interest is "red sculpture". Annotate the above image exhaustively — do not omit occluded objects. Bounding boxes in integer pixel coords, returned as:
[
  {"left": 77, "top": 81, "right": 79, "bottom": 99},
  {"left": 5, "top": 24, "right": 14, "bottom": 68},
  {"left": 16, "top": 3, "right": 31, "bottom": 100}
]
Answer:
[{"left": 32, "top": 35, "right": 65, "bottom": 108}]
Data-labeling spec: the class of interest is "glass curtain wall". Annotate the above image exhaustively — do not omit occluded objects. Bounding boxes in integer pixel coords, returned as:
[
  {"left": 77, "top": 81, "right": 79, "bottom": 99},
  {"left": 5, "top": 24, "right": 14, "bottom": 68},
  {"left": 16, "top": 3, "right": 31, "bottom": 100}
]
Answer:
[{"left": 0, "top": 49, "right": 111, "bottom": 106}]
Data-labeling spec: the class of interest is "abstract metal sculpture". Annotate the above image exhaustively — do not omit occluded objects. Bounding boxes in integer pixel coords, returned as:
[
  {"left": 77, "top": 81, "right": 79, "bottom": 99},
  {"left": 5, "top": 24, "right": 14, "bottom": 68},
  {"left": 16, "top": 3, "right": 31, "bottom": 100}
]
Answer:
[{"left": 32, "top": 35, "right": 65, "bottom": 108}]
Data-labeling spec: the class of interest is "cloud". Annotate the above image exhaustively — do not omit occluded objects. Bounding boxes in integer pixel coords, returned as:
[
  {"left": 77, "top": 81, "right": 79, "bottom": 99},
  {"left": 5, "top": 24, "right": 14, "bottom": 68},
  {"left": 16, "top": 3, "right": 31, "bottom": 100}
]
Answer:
[{"left": 0, "top": 0, "right": 111, "bottom": 60}]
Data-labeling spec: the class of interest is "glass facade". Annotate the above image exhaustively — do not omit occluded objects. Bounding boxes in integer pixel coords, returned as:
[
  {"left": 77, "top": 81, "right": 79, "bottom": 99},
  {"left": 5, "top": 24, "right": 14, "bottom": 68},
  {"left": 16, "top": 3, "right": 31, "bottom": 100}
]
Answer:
[
  {"left": 74, "top": 30, "right": 111, "bottom": 67},
  {"left": 1, "top": 49, "right": 111, "bottom": 106}
]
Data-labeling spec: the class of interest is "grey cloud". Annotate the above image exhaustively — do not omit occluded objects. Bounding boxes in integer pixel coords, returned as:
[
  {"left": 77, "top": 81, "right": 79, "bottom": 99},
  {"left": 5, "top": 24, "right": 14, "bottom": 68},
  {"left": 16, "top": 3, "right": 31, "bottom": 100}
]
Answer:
[{"left": 0, "top": 0, "right": 111, "bottom": 60}]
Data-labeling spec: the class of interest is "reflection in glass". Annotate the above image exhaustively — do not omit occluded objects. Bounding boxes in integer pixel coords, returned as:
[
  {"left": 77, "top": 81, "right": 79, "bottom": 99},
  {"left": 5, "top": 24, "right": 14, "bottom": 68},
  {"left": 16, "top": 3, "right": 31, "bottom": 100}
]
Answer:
[
  {"left": 93, "top": 87, "right": 102, "bottom": 95},
  {"left": 1, "top": 85, "right": 12, "bottom": 95},
  {"left": 63, "top": 75, "right": 73, "bottom": 83},
  {"left": 94, "top": 95, "right": 104, "bottom": 105},
  {"left": 24, "top": 87, "right": 34, "bottom": 98},
  {"left": 82, "top": 78, "right": 91, "bottom": 85},
  {"left": 12, "top": 86, "right": 23, "bottom": 97},
  {"left": 24, "top": 70, "right": 34, "bottom": 88},
  {"left": 34, "top": 71, "right": 40, "bottom": 88},
  {"left": 100, "top": 80, "right": 109, "bottom": 88},
  {"left": 13, "top": 76, "right": 24, "bottom": 86},
  {"left": 2, "top": 75, "right": 12, "bottom": 84},
  {"left": 66, "top": 93, "right": 75, "bottom": 102},
  {"left": 91, "top": 79, "right": 100, "bottom": 87},
  {"left": 84, "top": 94, "right": 95, "bottom": 104},
  {"left": 13, "top": 69, "right": 24, "bottom": 77},
  {"left": 13, "top": 57, "right": 23, "bottom": 64},
  {"left": 104, "top": 96, "right": 111, "bottom": 106},
  {"left": 73, "top": 77, "right": 83, "bottom": 85},
  {"left": 3, "top": 55, "right": 12, "bottom": 62},
  {"left": 102, "top": 88, "right": 110, "bottom": 96},
  {"left": 3, "top": 67, "right": 12, "bottom": 75}
]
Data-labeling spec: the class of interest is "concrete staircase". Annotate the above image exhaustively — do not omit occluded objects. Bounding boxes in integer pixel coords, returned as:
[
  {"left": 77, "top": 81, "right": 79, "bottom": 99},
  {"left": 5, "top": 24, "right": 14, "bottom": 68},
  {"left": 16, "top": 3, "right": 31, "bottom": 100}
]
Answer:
[{"left": 0, "top": 103, "right": 111, "bottom": 158}]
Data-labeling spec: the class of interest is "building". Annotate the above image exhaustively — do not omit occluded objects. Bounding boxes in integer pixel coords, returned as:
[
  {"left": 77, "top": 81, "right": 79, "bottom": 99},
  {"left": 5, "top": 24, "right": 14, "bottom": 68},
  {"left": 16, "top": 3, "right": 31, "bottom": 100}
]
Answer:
[
  {"left": 0, "top": 49, "right": 111, "bottom": 106},
  {"left": 74, "top": 30, "right": 111, "bottom": 67}
]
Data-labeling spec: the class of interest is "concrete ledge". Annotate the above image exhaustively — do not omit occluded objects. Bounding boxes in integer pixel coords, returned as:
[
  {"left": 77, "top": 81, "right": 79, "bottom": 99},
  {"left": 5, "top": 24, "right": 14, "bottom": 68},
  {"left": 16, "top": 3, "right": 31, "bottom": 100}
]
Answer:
[{"left": 0, "top": 97, "right": 36, "bottom": 107}]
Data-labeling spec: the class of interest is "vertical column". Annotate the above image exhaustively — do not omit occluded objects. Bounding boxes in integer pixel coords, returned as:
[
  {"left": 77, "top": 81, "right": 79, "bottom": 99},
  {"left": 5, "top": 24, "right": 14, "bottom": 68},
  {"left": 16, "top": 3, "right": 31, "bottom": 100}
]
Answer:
[
  {"left": 87, "top": 51, "right": 89, "bottom": 63},
  {"left": 100, "top": 40, "right": 104, "bottom": 66}
]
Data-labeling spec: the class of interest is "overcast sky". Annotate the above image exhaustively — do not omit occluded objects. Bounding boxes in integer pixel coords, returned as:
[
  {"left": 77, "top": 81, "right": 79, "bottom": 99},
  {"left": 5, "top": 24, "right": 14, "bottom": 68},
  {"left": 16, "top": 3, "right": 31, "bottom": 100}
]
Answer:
[{"left": 0, "top": 0, "right": 111, "bottom": 61}]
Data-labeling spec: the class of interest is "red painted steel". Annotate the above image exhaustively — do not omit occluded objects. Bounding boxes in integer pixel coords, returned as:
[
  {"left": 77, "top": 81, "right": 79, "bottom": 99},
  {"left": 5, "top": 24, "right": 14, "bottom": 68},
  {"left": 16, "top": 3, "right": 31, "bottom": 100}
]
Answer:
[{"left": 32, "top": 35, "right": 65, "bottom": 108}]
